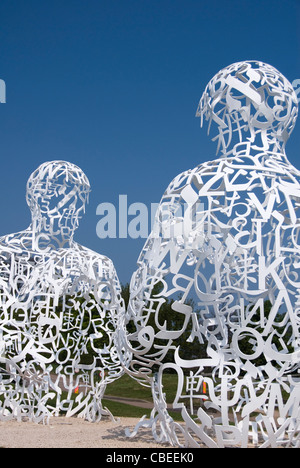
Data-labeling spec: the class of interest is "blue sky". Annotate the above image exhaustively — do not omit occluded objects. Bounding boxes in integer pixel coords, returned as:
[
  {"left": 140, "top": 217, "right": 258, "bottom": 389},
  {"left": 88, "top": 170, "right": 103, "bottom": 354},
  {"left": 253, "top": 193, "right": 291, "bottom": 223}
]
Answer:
[{"left": 0, "top": 0, "right": 299, "bottom": 284}]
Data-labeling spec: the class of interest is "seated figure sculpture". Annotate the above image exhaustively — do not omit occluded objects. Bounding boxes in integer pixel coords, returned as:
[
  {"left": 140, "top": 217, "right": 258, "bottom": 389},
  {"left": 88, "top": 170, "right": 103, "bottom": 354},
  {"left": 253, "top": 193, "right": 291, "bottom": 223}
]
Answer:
[
  {"left": 124, "top": 61, "right": 300, "bottom": 448},
  {"left": 0, "top": 160, "right": 125, "bottom": 422}
]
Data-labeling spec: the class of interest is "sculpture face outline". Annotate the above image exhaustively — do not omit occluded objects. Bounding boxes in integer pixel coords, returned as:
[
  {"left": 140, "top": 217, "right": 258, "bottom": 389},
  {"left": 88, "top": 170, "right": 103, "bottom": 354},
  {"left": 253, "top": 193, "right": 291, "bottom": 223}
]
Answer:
[
  {"left": 0, "top": 160, "right": 125, "bottom": 423},
  {"left": 197, "top": 60, "right": 298, "bottom": 154},
  {"left": 124, "top": 61, "right": 300, "bottom": 448},
  {"left": 26, "top": 161, "right": 91, "bottom": 244}
]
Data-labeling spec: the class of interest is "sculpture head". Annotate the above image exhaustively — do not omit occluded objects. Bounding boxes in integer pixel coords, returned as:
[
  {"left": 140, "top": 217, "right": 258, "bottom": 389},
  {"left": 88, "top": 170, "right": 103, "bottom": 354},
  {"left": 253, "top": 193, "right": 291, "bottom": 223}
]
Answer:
[
  {"left": 196, "top": 60, "right": 298, "bottom": 153},
  {"left": 26, "top": 161, "right": 91, "bottom": 238}
]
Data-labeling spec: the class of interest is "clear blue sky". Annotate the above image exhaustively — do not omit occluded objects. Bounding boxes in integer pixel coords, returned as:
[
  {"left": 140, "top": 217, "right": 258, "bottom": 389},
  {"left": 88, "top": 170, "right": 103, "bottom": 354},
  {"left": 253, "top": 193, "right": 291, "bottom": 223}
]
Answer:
[{"left": 0, "top": 0, "right": 299, "bottom": 283}]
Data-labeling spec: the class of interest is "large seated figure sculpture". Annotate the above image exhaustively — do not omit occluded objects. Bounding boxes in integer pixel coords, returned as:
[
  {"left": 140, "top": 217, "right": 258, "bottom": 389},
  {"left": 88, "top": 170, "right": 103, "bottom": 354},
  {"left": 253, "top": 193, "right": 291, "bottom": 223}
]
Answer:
[
  {"left": 124, "top": 61, "right": 300, "bottom": 447},
  {"left": 0, "top": 160, "right": 125, "bottom": 423}
]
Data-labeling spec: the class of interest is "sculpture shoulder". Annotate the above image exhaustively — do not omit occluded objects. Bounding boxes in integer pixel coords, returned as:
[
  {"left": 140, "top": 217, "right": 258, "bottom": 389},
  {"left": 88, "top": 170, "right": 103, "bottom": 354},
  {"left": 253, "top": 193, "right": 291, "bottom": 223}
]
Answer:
[
  {"left": 0, "top": 229, "right": 33, "bottom": 254},
  {"left": 71, "top": 242, "right": 119, "bottom": 278},
  {"left": 162, "top": 155, "right": 300, "bottom": 202},
  {"left": 162, "top": 158, "right": 224, "bottom": 199}
]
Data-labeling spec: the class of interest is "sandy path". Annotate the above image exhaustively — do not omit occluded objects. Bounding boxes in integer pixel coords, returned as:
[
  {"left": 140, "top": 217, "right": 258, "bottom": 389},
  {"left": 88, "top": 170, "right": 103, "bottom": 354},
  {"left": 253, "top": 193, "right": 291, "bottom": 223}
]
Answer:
[{"left": 0, "top": 416, "right": 170, "bottom": 449}]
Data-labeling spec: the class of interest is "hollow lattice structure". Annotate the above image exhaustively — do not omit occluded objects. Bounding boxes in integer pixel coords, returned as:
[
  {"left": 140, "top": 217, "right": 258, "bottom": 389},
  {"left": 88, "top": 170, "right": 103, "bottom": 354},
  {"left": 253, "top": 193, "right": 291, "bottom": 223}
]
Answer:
[
  {"left": 123, "top": 61, "right": 300, "bottom": 448},
  {"left": 0, "top": 161, "right": 125, "bottom": 423}
]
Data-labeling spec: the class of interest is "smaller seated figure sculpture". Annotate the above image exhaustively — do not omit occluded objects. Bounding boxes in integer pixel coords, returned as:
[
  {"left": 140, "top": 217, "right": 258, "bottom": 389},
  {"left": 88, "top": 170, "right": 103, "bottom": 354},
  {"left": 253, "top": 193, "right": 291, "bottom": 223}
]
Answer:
[
  {"left": 123, "top": 61, "right": 300, "bottom": 448},
  {"left": 0, "top": 160, "right": 125, "bottom": 423}
]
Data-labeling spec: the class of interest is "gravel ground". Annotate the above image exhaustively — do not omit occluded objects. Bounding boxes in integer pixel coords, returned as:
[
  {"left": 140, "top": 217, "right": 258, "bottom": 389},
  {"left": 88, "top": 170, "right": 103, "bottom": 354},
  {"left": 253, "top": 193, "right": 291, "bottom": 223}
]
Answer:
[{"left": 0, "top": 416, "right": 170, "bottom": 449}]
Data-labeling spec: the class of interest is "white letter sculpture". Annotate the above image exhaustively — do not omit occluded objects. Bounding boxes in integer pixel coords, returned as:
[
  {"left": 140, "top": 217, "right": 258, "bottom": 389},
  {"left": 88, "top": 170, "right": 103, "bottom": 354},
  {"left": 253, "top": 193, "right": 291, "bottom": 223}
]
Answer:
[
  {"left": 0, "top": 160, "right": 125, "bottom": 423},
  {"left": 124, "top": 61, "right": 300, "bottom": 448}
]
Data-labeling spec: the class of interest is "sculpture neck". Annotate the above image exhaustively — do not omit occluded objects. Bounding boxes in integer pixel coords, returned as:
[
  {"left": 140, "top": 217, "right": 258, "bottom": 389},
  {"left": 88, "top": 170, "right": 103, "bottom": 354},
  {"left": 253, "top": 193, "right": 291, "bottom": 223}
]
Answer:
[
  {"left": 31, "top": 217, "right": 75, "bottom": 250},
  {"left": 219, "top": 133, "right": 289, "bottom": 167}
]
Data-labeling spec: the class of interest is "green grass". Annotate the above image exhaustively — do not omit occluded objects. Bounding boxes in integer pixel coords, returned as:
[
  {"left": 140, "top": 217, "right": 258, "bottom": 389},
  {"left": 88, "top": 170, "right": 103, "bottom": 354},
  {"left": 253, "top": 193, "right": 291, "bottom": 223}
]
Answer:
[
  {"left": 102, "top": 399, "right": 152, "bottom": 419},
  {"left": 106, "top": 372, "right": 179, "bottom": 404},
  {"left": 104, "top": 372, "right": 184, "bottom": 421},
  {"left": 105, "top": 373, "right": 153, "bottom": 401},
  {"left": 102, "top": 398, "right": 183, "bottom": 422}
]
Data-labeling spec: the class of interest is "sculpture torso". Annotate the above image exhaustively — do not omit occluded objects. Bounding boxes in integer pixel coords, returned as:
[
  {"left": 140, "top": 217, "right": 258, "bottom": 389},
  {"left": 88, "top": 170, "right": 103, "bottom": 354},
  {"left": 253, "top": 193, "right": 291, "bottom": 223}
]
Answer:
[
  {"left": 126, "top": 61, "right": 300, "bottom": 448},
  {"left": 0, "top": 161, "right": 124, "bottom": 423}
]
